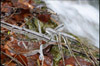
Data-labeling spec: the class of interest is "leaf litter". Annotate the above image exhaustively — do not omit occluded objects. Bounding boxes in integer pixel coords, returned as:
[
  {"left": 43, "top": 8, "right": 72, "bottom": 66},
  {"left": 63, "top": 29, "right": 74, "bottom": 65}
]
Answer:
[{"left": 1, "top": 0, "right": 99, "bottom": 66}]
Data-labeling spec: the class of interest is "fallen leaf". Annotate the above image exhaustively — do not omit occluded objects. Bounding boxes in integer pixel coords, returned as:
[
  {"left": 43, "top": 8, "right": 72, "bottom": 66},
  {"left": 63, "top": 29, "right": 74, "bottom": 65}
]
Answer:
[
  {"left": 27, "top": 54, "right": 39, "bottom": 66},
  {"left": 4, "top": 62, "right": 16, "bottom": 66},
  {"left": 41, "top": 40, "right": 46, "bottom": 44},
  {"left": 5, "top": 49, "right": 15, "bottom": 56},
  {"left": 37, "top": 13, "right": 51, "bottom": 23},
  {"left": 14, "top": 54, "right": 28, "bottom": 66},
  {"left": 6, "top": 9, "right": 32, "bottom": 26},
  {"left": 1, "top": 2, "right": 13, "bottom": 13},
  {"left": 43, "top": 56, "right": 52, "bottom": 66},
  {"left": 59, "top": 56, "right": 93, "bottom": 66},
  {"left": 11, "top": 0, "right": 34, "bottom": 9}
]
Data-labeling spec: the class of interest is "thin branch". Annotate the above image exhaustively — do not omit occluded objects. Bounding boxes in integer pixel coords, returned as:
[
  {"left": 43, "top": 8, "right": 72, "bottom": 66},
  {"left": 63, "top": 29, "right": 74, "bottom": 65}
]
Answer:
[
  {"left": 18, "top": 55, "right": 27, "bottom": 66},
  {"left": 5, "top": 55, "right": 17, "bottom": 66},
  {"left": 78, "top": 41, "right": 96, "bottom": 66},
  {"left": 46, "top": 28, "right": 76, "bottom": 39},
  {"left": 57, "top": 34, "right": 65, "bottom": 66},
  {"left": 63, "top": 37, "right": 81, "bottom": 66},
  {"left": 1, "top": 21, "right": 56, "bottom": 42},
  {"left": 38, "top": 20, "right": 42, "bottom": 34},
  {"left": 1, "top": 51, "right": 24, "bottom": 66},
  {"left": 50, "top": 17, "right": 59, "bottom": 25}
]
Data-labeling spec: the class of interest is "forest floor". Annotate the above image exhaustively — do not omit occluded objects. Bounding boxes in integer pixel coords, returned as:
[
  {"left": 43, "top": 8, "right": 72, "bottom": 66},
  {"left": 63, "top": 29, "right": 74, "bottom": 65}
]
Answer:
[{"left": 1, "top": 0, "right": 99, "bottom": 66}]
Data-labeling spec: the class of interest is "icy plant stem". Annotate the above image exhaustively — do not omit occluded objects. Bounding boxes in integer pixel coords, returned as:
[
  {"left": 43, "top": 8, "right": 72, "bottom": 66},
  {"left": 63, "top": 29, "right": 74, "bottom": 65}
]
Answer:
[
  {"left": 79, "top": 41, "right": 96, "bottom": 66},
  {"left": 39, "top": 44, "right": 44, "bottom": 66},
  {"left": 38, "top": 20, "right": 42, "bottom": 34},
  {"left": 63, "top": 36, "right": 81, "bottom": 66},
  {"left": 1, "top": 21, "right": 56, "bottom": 42},
  {"left": 56, "top": 34, "right": 65, "bottom": 66}
]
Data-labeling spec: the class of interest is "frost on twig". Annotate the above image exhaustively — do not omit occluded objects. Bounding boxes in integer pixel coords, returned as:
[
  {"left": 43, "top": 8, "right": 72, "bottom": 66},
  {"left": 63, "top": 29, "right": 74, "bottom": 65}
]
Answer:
[
  {"left": 46, "top": 28, "right": 76, "bottom": 40},
  {"left": 1, "top": 20, "right": 56, "bottom": 42}
]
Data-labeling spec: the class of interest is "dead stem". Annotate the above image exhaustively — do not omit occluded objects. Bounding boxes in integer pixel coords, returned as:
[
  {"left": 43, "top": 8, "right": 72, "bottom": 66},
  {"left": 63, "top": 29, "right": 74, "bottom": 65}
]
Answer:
[
  {"left": 1, "top": 51, "right": 24, "bottom": 66},
  {"left": 63, "top": 36, "right": 81, "bottom": 66},
  {"left": 56, "top": 34, "right": 66, "bottom": 66},
  {"left": 18, "top": 55, "right": 27, "bottom": 66},
  {"left": 50, "top": 17, "right": 59, "bottom": 25},
  {"left": 78, "top": 41, "right": 96, "bottom": 66},
  {"left": 85, "top": 45, "right": 98, "bottom": 65},
  {"left": 5, "top": 55, "right": 17, "bottom": 66}
]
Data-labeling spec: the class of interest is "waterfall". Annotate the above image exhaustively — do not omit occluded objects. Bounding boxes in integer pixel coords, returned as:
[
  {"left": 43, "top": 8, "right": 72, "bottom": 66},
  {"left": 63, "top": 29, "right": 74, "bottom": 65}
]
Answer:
[{"left": 43, "top": 0, "right": 99, "bottom": 48}]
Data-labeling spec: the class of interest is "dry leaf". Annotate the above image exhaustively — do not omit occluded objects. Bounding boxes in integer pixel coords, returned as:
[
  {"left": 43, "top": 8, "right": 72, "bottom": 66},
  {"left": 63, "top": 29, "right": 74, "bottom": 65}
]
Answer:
[
  {"left": 37, "top": 13, "right": 51, "bottom": 23},
  {"left": 14, "top": 54, "right": 28, "bottom": 66},
  {"left": 4, "top": 62, "right": 16, "bottom": 66},
  {"left": 59, "top": 56, "right": 93, "bottom": 66}
]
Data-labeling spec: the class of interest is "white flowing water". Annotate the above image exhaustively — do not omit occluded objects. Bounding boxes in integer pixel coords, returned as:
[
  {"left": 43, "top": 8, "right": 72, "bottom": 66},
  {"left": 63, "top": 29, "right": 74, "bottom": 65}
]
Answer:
[{"left": 44, "top": 0, "right": 99, "bottom": 48}]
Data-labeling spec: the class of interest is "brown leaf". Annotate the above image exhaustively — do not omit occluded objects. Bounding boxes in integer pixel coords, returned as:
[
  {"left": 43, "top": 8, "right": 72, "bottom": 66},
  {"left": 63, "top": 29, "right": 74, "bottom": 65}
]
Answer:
[
  {"left": 59, "top": 56, "right": 93, "bottom": 66},
  {"left": 4, "top": 38, "right": 29, "bottom": 54},
  {"left": 27, "top": 54, "right": 39, "bottom": 66},
  {"left": 41, "top": 40, "right": 46, "bottom": 44},
  {"left": 1, "top": 45, "right": 8, "bottom": 60},
  {"left": 37, "top": 13, "right": 51, "bottom": 23},
  {"left": 1, "top": 2, "right": 13, "bottom": 13},
  {"left": 5, "top": 49, "right": 15, "bottom": 56},
  {"left": 4, "top": 62, "right": 16, "bottom": 66},
  {"left": 14, "top": 54, "right": 28, "bottom": 66},
  {"left": 6, "top": 9, "right": 32, "bottom": 26},
  {"left": 43, "top": 56, "right": 52, "bottom": 66},
  {"left": 11, "top": 0, "right": 34, "bottom": 9}
]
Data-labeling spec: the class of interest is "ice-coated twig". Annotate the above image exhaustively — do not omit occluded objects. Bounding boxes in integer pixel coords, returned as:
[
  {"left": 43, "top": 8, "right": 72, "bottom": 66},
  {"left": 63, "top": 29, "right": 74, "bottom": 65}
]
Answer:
[
  {"left": 46, "top": 28, "right": 76, "bottom": 40},
  {"left": 22, "top": 41, "right": 28, "bottom": 49},
  {"left": 55, "top": 24, "right": 64, "bottom": 31},
  {"left": 56, "top": 34, "right": 65, "bottom": 66},
  {"left": 63, "top": 36, "right": 81, "bottom": 66},
  {"left": 79, "top": 41, "right": 96, "bottom": 66},
  {"left": 38, "top": 20, "right": 42, "bottom": 34},
  {"left": 39, "top": 44, "right": 44, "bottom": 66},
  {"left": 62, "top": 36, "right": 72, "bottom": 56},
  {"left": 1, "top": 20, "right": 56, "bottom": 42}
]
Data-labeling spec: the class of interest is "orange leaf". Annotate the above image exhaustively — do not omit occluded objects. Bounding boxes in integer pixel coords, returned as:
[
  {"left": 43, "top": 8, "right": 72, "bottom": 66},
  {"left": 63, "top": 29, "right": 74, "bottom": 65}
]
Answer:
[
  {"left": 14, "top": 54, "right": 28, "bottom": 66},
  {"left": 59, "top": 56, "right": 93, "bottom": 66},
  {"left": 4, "top": 62, "right": 16, "bottom": 66},
  {"left": 5, "top": 49, "right": 15, "bottom": 56},
  {"left": 27, "top": 54, "right": 39, "bottom": 66},
  {"left": 65, "top": 56, "right": 93, "bottom": 66}
]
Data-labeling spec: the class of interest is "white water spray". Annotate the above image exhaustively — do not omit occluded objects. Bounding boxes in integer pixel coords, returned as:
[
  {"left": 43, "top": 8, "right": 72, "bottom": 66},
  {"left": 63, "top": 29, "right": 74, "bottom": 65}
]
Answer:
[{"left": 44, "top": 0, "right": 99, "bottom": 48}]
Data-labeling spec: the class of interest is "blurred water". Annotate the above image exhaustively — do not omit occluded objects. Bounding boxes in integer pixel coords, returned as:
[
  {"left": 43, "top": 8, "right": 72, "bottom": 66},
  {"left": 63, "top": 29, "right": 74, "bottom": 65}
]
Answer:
[{"left": 44, "top": 0, "right": 99, "bottom": 48}]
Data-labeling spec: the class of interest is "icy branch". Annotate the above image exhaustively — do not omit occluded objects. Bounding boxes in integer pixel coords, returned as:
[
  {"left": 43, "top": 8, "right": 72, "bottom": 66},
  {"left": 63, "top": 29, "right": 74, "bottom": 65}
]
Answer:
[{"left": 1, "top": 21, "right": 56, "bottom": 42}]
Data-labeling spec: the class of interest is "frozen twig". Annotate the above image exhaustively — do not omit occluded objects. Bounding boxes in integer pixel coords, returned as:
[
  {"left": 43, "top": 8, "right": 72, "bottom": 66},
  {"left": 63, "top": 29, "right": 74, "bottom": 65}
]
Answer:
[
  {"left": 46, "top": 28, "right": 76, "bottom": 40},
  {"left": 55, "top": 24, "right": 64, "bottom": 31},
  {"left": 38, "top": 20, "right": 42, "bottom": 34},
  {"left": 57, "top": 34, "right": 65, "bottom": 66},
  {"left": 63, "top": 37, "right": 81, "bottom": 66},
  {"left": 39, "top": 44, "right": 44, "bottom": 66},
  {"left": 1, "top": 21, "right": 56, "bottom": 42},
  {"left": 78, "top": 41, "right": 96, "bottom": 66}
]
